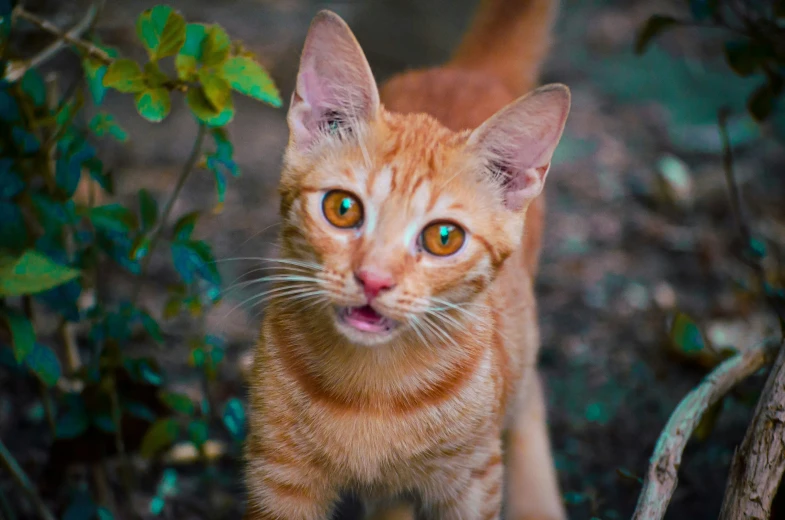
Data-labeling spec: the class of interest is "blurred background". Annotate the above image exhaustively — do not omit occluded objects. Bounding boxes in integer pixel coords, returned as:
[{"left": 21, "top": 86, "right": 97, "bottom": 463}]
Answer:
[{"left": 1, "top": 0, "right": 784, "bottom": 519}]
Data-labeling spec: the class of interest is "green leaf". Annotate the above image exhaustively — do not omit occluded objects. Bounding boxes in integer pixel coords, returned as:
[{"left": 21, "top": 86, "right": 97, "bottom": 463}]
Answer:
[
  {"left": 0, "top": 250, "right": 80, "bottom": 297},
  {"left": 222, "top": 397, "right": 245, "bottom": 440},
  {"left": 173, "top": 212, "right": 199, "bottom": 241},
  {"left": 0, "top": 161, "right": 24, "bottom": 199},
  {"left": 122, "top": 400, "right": 157, "bottom": 422},
  {"left": 140, "top": 418, "right": 180, "bottom": 458},
  {"left": 82, "top": 44, "right": 118, "bottom": 106},
  {"left": 125, "top": 357, "right": 163, "bottom": 386},
  {"left": 211, "top": 169, "right": 226, "bottom": 213},
  {"left": 25, "top": 342, "right": 62, "bottom": 387},
  {"left": 20, "top": 69, "right": 46, "bottom": 106},
  {"left": 135, "top": 88, "right": 171, "bottom": 123},
  {"left": 138, "top": 189, "right": 159, "bottom": 232},
  {"left": 724, "top": 41, "right": 764, "bottom": 77},
  {"left": 171, "top": 240, "right": 220, "bottom": 286},
  {"left": 175, "top": 23, "right": 207, "bottom": 81},
  {"left": 97, "top": 507, "right": 114, "bottom": 520},
  {"left": 88, "top": 204, "right": 138, "bottom": 233},
  {"left": 0, "top": 202, "right": 28, "bottom": 252},
  {"left": 136, "top": 5, "right": 186, "bottom": 61},
  {"left": 1, "top": 308, "right": 35, "bottom": 363},
  {"left": 186, "top": 87, "right": 234, "bottom": 126},
  {"left": 670, "top": 312, "right": 706, "bottom": 354},
  {"left": 221, "top": 56, "right": 282, "bottom": 107},
  {"left": 160, "top": 391, "right": 195, "bottom": 415},
  {"left": 206, "top": 127, "right": 238, "bottom": 210},
  {"left": 143, "top": 61, "right": 170, "bottom": 88},
  {"left": 187, "top": 419, "right": 209, "bottom": 448},
  {"left": 140, "top": 310, "right": 163, "bottom": 343},
  {"left": 201, "top": 25, "right": 230, "bottom": 67},
  {"left": 635, "top": 15, "right": 679, "bottom": 55},
  {"left": 747, "top": 82, "right": 780, "bottom": 122},
  {"left": 130, "top": 235, "right": 151, "bottom": 262},
  {"left": 103, "top": 59, "right": 146, "bottom": 93},
  {"left": 89, "top": 112, "right": 129, "bottom": 142},
  {"left": 198, "top": 69, "right": 232, "bottom": 111},
  {"left": 56, "top": 395, "right": 89, "bottom": 439}
]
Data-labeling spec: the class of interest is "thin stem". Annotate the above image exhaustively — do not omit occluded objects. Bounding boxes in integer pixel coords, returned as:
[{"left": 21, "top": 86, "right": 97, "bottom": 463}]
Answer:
[
  {"left": 718, "top": 109, "right": 749, "bottom": 243},
  {"left": 109, "top": 381, "right": 136, "bottom": 512},
  {"left": 718, "top": 109, "right": 785, "bottom": 339},
  {"left": 133, "top": 124, "right": 207, "bottom": 305},
  {"left": 0, "top": 438, "right": 57, "bottom": 520},
  {"left": 5, "top": 1, "right": 107, "bottom": 82}
]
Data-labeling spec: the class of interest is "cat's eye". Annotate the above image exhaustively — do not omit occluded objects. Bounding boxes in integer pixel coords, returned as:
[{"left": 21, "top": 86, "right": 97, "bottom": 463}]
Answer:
[
  {"left": 421, "top": 221, "right": 466, "bottom": 257},
  {"left": 322, "top": 190, "right": 363, "bottom": 229}
]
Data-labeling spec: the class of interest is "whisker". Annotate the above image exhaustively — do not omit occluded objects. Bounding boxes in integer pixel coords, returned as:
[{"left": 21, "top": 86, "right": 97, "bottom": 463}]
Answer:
[{"left": 220, "top": 283, "right": 316, "bottom": 320}]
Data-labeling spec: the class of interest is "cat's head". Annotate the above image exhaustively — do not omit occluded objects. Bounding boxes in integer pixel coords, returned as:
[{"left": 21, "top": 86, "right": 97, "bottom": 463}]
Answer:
[{"left": 274, "top": 11, "right": 569, "bottom": 347}]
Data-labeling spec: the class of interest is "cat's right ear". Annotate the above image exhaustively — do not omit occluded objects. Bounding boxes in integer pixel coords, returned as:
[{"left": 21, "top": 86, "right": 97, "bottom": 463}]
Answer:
[{"left": 288, "top": 10, "right": 380, "bottom": 152}]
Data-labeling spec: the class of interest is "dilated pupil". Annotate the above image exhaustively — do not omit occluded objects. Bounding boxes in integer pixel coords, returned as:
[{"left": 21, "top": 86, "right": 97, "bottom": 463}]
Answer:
[
  {"left": 339, "top": 198, "right": 352, "bottom": 216},
  {"left": 439, "top": 226, "right": 451, "bottom": 246}
]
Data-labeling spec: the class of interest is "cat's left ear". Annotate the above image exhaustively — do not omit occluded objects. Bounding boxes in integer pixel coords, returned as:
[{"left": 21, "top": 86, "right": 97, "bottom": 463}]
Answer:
[
  {"left": 468, "top": 84, "right": 570, "bottom": 211},
  {"left": 288, "top": 10, "right": 380, "bottom": 151}
]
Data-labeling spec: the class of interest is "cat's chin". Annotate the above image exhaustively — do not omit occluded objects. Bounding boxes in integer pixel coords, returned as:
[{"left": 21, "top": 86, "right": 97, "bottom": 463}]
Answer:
[{"left": 334, "top": 305, "right": 401, "bottom": 346}]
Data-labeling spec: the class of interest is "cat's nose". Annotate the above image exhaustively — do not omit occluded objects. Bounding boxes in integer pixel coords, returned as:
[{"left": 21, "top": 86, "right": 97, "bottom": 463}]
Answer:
[{"left": 354, "top": 268, "right": 395, "bottom": 301}]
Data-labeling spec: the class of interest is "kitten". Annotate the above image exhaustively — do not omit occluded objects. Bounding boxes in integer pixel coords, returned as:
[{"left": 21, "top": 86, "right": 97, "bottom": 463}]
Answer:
[{"left": 244, "top": 1, "right": 570, "bottom": 519}]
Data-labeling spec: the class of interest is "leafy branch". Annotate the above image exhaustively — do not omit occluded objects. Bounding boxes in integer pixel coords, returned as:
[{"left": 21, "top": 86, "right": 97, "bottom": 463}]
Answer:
[
  {"left": 0, "top": 2, "right": 282, "bottom": 518},
  {"left": 132, "top": 123, "right": 207, "bottom": 305},
  {"left": 4, "top": 0, "right": 107, "bottom": 82}
]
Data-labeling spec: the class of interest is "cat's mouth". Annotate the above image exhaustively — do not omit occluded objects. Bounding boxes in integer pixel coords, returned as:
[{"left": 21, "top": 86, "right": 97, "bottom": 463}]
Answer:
[{"left": 337, "top": 305, "right": 398, "bottom": 334}]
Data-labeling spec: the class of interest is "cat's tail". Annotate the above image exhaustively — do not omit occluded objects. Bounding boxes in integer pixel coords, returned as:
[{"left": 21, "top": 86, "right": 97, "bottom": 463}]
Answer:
[{"left": 449, "top": 0, "right": 559, "bottom": 96}]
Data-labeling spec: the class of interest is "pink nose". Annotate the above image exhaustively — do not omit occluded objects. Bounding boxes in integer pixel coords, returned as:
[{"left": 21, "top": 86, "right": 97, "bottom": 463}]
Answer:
[{"left": 355, "top": 268, "right": 395, "bottom": 301}]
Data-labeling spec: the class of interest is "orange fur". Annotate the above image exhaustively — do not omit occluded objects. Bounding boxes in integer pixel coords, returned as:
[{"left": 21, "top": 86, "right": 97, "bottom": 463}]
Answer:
[{"left": 245, "top": 1, "right": 569, "bottom": 519}]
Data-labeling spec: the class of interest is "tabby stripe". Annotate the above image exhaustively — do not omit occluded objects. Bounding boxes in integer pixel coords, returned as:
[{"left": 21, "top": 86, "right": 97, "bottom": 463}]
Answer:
[
  {"left": 273, "top": 320, "right": 483, "bottom": 414},
  {"left": 470, "top": 453, "right": 502, "bottom": 480}
]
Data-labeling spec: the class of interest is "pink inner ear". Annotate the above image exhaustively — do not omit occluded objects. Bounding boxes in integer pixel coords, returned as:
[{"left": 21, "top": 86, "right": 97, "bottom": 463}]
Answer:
[
  {"left": 471, "top": 85, "right": 570, "bottom": 211},
  {"left": 287, "top": 11, "right": 380, "bottom": 151}
]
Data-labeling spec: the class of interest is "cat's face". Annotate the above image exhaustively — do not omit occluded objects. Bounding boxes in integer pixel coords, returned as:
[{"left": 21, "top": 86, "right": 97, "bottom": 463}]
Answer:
[{"left": 273, "top": 11, "right": 569, "bottom": 347}]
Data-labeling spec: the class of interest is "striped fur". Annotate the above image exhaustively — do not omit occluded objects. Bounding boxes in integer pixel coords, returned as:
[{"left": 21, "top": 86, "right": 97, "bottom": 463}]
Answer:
[{"left": 245, "top": 1, "right": 569, "bottom": 519}]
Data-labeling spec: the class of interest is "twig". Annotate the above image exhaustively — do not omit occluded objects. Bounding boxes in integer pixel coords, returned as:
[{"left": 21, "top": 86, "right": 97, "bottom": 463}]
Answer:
[
  {"left": 4, "top": 0, "right": 108, "bottom": 83},
  {"left": 718, "top": 109, "right": 785, "bottom": 339},
  {"left": 0, "top": 438, "right": 57, "bottom": 520},
  {"left": 631, "top": 338, "right": 781, "bottom": 520},
  {"left": 718, "top": 340, "right": 785, "bottom": 519},
  {"left": 132, "top": 124, "right": 208, "bottom": 305}
]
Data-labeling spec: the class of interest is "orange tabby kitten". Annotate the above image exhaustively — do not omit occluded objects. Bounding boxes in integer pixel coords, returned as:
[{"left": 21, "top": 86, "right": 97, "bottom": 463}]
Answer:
[{"left": 244, "top": 1, "right": 570, "bottom": 519}]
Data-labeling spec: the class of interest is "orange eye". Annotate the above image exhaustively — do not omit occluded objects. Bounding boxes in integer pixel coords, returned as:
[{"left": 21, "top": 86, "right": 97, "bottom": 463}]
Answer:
[
  {"left": 322, "top": 190, "right": 363, "bottom": 229},
  {"left": 421, "top": 221, "right": 466, "bottom": 256}
]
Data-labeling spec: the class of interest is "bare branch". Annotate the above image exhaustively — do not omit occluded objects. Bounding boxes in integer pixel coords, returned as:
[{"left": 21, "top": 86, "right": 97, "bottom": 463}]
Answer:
[
  {"left": 632, "top": 338, "right": 781, "bottom": 520},
  {"left": 718, "top": 341, "right": 785, "bottom": 519},
  {"left": 0, "top": 438, "right": 57, "bottom": 520},
  {"left": 4, "top": 0, "right": 107, "bottom": 83}
]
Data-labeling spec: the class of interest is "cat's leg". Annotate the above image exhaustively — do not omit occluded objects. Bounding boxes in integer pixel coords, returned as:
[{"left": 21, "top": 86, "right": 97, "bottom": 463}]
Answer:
[
  {"left": 243, "top": 440, "right": 339, "bottom": 520},
  {"left": 504, "top": 373, "right": 566, "bottom": 520},
  {"left": 421, "top": 439, "right": 505, "bottom": 520}
]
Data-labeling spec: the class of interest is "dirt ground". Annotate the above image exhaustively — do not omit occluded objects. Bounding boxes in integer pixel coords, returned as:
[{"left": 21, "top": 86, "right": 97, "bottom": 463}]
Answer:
[{"left": 3, "top": 0, "right": 785, "bottom": 518}]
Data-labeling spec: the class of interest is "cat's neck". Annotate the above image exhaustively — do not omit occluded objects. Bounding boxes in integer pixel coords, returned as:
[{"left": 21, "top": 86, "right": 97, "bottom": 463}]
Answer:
[{"left": 264, "top": 294, "right": 496, "bottom": 412}]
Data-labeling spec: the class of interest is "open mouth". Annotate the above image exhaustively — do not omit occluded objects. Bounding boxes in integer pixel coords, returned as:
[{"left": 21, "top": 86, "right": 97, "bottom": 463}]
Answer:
[{"left": 338, "top": 305, "right": 397, "bottom": 334}]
